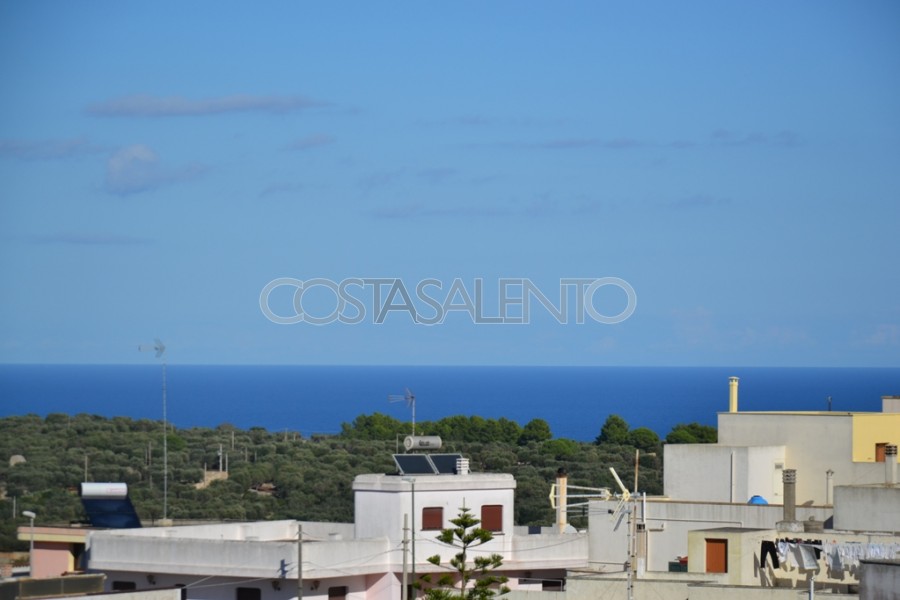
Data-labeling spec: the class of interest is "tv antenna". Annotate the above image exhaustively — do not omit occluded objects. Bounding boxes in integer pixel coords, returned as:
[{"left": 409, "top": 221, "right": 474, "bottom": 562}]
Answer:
[
  {"left": 139, "top": 338, "right": 168, "bottom": 521},
  {"left": 609, "top": 466, "right": 631, "bottom": 522},
  {"left": 609, "top": 467, "right": 635, "bottom": 600},
  {"left": 388, "top": 388, "right": 416, "bottom": 436}
]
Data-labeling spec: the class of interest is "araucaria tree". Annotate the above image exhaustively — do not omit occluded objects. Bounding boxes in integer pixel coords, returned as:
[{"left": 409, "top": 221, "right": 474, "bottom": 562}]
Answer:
[{"left": 421, "top": 507, "right": 510, "bottom": 600}]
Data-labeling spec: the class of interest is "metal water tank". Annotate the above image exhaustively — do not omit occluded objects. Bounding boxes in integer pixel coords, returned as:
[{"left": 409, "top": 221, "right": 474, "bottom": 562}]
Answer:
[{"left": 403, "top": 436, "right": 442, "bottom": 451}]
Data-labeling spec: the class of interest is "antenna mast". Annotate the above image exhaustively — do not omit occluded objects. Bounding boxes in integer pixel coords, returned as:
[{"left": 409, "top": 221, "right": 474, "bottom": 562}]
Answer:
[
  {"left": 609, "top": 467, "right": 635, "bottom": 600},
  {"left": 140, "top": 338, "right": 168, "bottom": 521},
  {"left": 389, "top": 388, "right": 416, "bottom": 437}
]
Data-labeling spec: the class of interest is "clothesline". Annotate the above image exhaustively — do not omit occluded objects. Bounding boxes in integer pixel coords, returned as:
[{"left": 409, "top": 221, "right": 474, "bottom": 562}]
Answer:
[{"left": 760, "top": 539, "right": 900, "bottom": 572}]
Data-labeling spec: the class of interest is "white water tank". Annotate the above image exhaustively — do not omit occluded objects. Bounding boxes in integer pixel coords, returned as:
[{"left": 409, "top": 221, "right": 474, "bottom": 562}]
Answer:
[{"left": 403, "top": 436, "right": 442, "bottom": 451}]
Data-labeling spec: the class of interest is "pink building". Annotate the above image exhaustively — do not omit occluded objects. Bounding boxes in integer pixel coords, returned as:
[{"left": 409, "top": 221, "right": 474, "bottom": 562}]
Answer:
[{"left": 16, "top": 526, "right": 90, "bottom": 578}]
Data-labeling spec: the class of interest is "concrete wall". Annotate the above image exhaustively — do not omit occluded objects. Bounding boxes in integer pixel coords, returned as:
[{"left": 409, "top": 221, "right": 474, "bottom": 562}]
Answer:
[
  {"left": 718, "top": 413, "right": 851, "bottom": 505},
  {"left": 587, "top": 498, "right": 833, "bottom": 573},
  {"left": 687, "top": 585, "right": 857, "bottom": 600},
  {"left": 859, "top": 560, "right": 900, "bottom": 600},
  {"left": 106, "top": 520, "right": 353, "bottom": 542},
  {"left": 714, "top": 412, "right": 898, "bottom": 505},
  {"left": 686, "top": 527, "right": 900, "bottom": 593},
  {"left": 833, "top": 485, "right": 900, "bottom": 533},
  {"left": 557, "top": 566, "right": 858, "bottom": 600},
  {"left": 32, "top": 541, "right": 75, "bottom": 578},
  {"left": 99, "top": 571, "right": 372, "bottom": 600},
  {"left": 508, "top": 533, "right": 588, "bottom": 570},
  {"left": 686, "top": 528, "right": 769, "bottom": 586},
  {"left": 664, "top": 445, "right": 785, "bottom": 503},
  {"left": 884, "top": 397, "right": 900, "bottom": 413},
  {"left": 88, "top": 531, "right": 392, "bottom": 579},
  {"left": 554, "top": 573, "right": 721, "bottom": 600},
  {"left": 86, "top": 588, "right": 183, "bottom": 600}
]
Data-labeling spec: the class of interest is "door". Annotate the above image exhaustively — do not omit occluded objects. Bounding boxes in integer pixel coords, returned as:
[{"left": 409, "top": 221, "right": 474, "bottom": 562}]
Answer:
[{"left": 705, "top": 539, "right": 727, "bottom": 573}]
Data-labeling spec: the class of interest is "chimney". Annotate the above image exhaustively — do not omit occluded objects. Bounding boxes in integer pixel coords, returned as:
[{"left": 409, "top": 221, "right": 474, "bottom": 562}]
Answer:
[
  {"left": 886, "top": 445, "right": 898, "bottom": 485},
  {"left": 728, "top": 377, "right": 739, "bottom": 413},
  {"left": 777, "top": 469, "right": 803, "bottom": 532},
  {"left": 456, "top": 457, "right": 470, "bottom": 476},
  {"left": 783, "top": 469, "right": 796, "bottom": 521},
  {"left": 556, "top": 468, "right": 568, "bottom": 533}
]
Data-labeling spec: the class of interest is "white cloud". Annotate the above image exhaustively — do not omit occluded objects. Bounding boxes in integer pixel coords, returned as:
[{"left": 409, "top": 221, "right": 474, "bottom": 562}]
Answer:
[
  {"left": 30, "top": 232, "right": 152, "bottom": 245},
  {"left": 88, "top": 94, "right": 327, "bottom": 117},
  {"left": 284, "top": 134, "right": 334, "bottom": 151},
  {"left": 105, "top": 144, "right": 205, "bottom": 195},
  {"left": 0, "top": 137, "right": 105, "bottom": 160},
  {"left": 258, "top": 182, "right": 305, "bottom": 199},
  {"left": 859, "top": 324, "right": 900, "bottom": 347}
]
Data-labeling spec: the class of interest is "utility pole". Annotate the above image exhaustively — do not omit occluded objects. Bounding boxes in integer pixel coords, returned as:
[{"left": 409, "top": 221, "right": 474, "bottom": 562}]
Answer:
[
  {"left": 297, "top": 523, "right": 303, "bottom": 600},
  {"left": 22, "top": 511, "right": 36, "bottom": 576},
  {"left": 402, "top": 514, "right": 409, "bottom": 600},
  {"left": 403, "top": 478, "right": 417, "bottom": 597},
  {"left": 626, "top": 500, "right": 634, "bottom": 600},
  {"left": 162, "top": 359, "right": 168, "bottom": 521}
]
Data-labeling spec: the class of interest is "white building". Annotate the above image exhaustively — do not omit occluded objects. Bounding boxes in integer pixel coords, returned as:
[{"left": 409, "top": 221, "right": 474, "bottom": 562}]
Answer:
[
  {"left": 86, "top": 468, "right": 587, "bottom": 600},
  {"left": 665, "top": 390, "right": 900, "bottom": 506},
  {"left": 580, "top": 383, "right": 900, "bottom": 597}
]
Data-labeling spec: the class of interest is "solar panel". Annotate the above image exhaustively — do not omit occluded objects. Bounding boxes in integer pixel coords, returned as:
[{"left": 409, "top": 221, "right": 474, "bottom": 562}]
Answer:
[
  {"left": 393, "top": 454, "right": 437, "bottom": 475},
  {"left": 81, "top": 497, "right": 142, "bottom": 529},
  {"left": 429, "top": 454, "right": 463, "bottom": 474},
  {"left": 80, "top": 482, "right": 142, "bottom": 529}
]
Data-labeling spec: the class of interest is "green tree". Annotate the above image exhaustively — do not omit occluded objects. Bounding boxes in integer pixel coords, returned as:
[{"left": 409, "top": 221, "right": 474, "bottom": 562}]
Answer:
[
  {"left": 595, "top": 414, "right": 629, "bottom": 445},
  {"left": 422, "top": 507, "right": 510, "bottom": 600},
  {"left": 339, "top": 413, "right": 405, "bottom": 440},
  {"left": 541, "top": 438, "right": 579, "bottom": 460},
  {"left": 666, "top": 423, "right": 717, "bottom": 444},
  {"left": 628, "top": 427, "right": 661, "bottom": 453},
  {"left": 518, "top": 419, "right": 552, "bottom": 445}
]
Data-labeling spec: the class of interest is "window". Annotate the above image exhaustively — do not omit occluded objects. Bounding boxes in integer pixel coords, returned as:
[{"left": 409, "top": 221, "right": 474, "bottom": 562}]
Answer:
[
  {"left": 328, "top": 586, "right": 348, "bottom": 600},
  {"left": 422, "top": 507, "right": 443, "bottom": 530},
  {"left": 236, "top": 587, "right": 261, "bottom": 600},
  {"left": 112, "top": 581, "right": 136, "bottom": 591},
  {"left": 542, "top": 579, "right": 564, "bottom": 591},
  {"left": 705, "top": 539, "right": 728, "bottom": 573},
  {"left": 481, "top": 505, "right": 503, "bottom": 532},
  {"left": 773, "top": 463, "right": 784, "bottom": 498}
]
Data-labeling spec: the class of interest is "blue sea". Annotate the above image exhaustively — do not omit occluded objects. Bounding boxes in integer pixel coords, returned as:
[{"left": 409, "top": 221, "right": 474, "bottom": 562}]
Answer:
[{"left": 1, "top": 365, "right": 898, "bottom": 441}]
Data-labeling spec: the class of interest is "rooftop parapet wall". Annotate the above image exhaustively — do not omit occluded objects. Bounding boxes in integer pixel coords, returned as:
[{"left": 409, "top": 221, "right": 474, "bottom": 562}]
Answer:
[
  {"left": 87, "top": 532, "right": 391, "bottom": 579},
  {"left": 833, "top": 485, "right": 900, "bottom": 533},
  {"left": 352, "top": 473, "right": 516, "bottom": 492},
  {"left": 93, "top": 520, "right": 354, "bottom": 542}
]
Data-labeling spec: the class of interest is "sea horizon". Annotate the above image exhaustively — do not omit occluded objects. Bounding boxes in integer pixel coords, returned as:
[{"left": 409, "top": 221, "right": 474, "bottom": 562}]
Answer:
[{"left": 2, "top": 364, "right": 898, "bottom": 442}]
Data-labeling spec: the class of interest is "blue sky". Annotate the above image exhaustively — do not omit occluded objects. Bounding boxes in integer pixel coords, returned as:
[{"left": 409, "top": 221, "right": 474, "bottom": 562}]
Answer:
[{"left": 1, "top": 2, "right": 898, "bottom": 366}]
